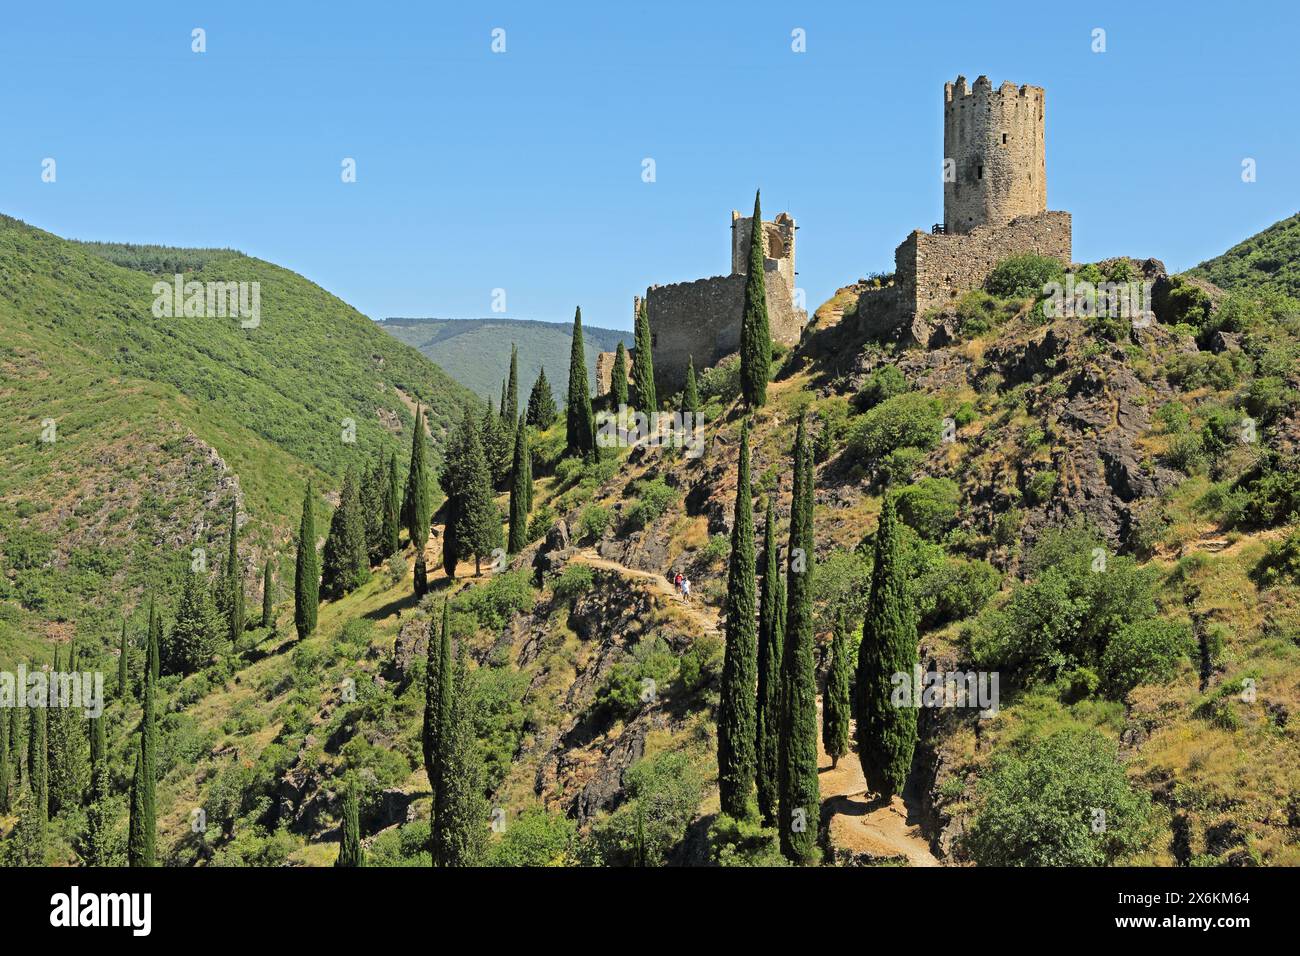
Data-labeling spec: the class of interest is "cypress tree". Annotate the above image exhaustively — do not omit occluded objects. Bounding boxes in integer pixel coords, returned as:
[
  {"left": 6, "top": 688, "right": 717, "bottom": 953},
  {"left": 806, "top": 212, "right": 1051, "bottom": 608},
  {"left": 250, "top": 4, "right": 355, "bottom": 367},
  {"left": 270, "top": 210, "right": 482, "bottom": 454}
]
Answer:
[
  {"left": 444, "top": 405, "right": 501, "bottom": 576},
  {"left": 46, "top": 648, "right": 65, "bottom": 813},
  {"left": 321, "top": 466, "right": 369, "bottom": 599},
  {"left": 505, "top": 345, "right": 520, "bottom": 424},
  {"left": 414, "top": 551, "right": 429, "bottom": 598},
  {"left": 48, "top": 647, "right": 86, "bottom": 816},
  {"left": 9, "top": 779, "right": 46, "bottom": 865},
  {"left": 0, "top": 701, "right": 9, "bottom": 814},
  {"left": 128, "top": 646, "right": 157, "bottom": 867},
  {"left": 507, "top": 419, "right": 531, "bottom": 555},
  {"left": 221, "top": 500, "right": 245, "bottom": 644},
  {"left": 84, "top": 722, "right": 112, "bottom": 867},
  {"left": 718, "top": 423, "right": 758, "bottom": 819},
  {"left": 855, "top": 493, "right": 918, "bottom": 799},
  {"left": 28, "top": 700, "right": 47, "bottom": 817},
  {"left": 117, "top": 616, "right": 129, "bottom": 699},
  {"left": 824, "top": 610, "right": 853, "bottom": 769},
  {"left": 422, "top": 602, "right": 448, "bottom": 796},
  {"left": 148, "top": 597, "right": 161, "bottom": 684},
  {"left": 433, "top": 643, "right": 489, "bottom": 867},
  {"left": 609, "top": 341, "right": 629, "bottom": 408},
  {"left": 565, "top": 307, "right": 597, "bottom": 460},
  {"left": 262, "top": 557, "right": 275, "bottom": 629},
  {"left": 631, "top": 298, "right": 657, "bottom": 413},
  {"left": 521, "top": 412, "right": 534, "bottom": 515},
  {"left": 171, "top": 567, "right": 219, "bottom": 674},
  {"left": 8, "top": 705, "right": 21, "bottom": 792},
  {"left": 363, "top": 452, "right": 387, "bottom": 564},
  {"left": 683, "top": 356, "right": 700, "bottom": 417},
  {"left": 481, "top": 399, "right": 513, "bottom": 488},
  {"left": 778, "top": 414, "right": 818, "bottom": 863},
  {"left": 335, "top": 779, "right": 365, "bottom": 867},
  {"left": 527, "top": 367, "right": 557, "bottom": 430},
  {"left": 561, "top": 304, "right": 595, "bottom": 457},
  {"left": 295, "top": 482, "right": 320, "bottom": 640},
  {"left": 755, "top": 499, "right": 785, "bottom": 826},
  {"left": 740, "top": 190, "right": 772, "bottom": 408},
  {"left": 382, "top": 452, "right": 402, "bottom": 558},
  {"left": 404, "top": 406, "right": 433, "bottom": 551}
]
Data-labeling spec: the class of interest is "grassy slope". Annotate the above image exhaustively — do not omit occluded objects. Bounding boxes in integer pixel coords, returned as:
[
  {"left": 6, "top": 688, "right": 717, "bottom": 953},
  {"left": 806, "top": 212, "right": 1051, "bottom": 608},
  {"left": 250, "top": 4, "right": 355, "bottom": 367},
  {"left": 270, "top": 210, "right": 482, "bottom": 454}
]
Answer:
[
  {"left": 1188, "top": 211, "right": 1300, "bottom": 298},
  {"left": 0, "top": 215, "right": 475, "bottom": 665},
  {"left": 378, "top": 317, "right": 629, "bottom": 403}
]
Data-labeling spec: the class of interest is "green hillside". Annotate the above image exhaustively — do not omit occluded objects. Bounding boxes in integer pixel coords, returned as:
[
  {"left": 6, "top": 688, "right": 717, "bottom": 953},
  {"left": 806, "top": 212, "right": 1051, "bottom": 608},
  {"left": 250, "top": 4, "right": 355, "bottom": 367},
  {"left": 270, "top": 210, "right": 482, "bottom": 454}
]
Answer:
[
  {"left": 0, "top": 216, "right": 474, "bottom": 664},
  {"left": 378, "top": 317, "right": 628, "bottom": 403},
  {"left": 1188, "top": 211, "right": 1300, "bottom": 297}
]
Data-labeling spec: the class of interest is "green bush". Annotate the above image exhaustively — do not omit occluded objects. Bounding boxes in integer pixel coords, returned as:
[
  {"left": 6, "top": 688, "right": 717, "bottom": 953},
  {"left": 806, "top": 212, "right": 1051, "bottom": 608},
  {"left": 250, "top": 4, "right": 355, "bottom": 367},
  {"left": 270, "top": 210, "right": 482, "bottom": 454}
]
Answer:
[
  {"left": 551, "top": 563, "right": 595, "bottom": 604},
  {"left": 454, "top": 569, "right": 535, "bottom": 631},
  {"left": 985, "top": 254, "right": 1066, "bottom": 300},
  {"left": 965, "top": 728, "right": 1154, "bottom": 866},
  {"left": 852, "top": 365, "right": 907, "bottom": 412},
  {"left": 847, "top": 392, "right": 944, "bottom": 463},
  {"left": 914, "top": 558, "right": 1001, "bottom": 630},
  {"left": 1100, "top": 618, "right": 1194, "bottom": 695},
  {"left": 1024, "top": 470, "right": 1058, "bottom": 505},
  {"left": 583, "top": 750, "right": 704, "bottom": 866},
  {"left": 697, "top": 356, "right": 742, "bottom": 408},
  {"left": 623, "top": 478, "right": 678, "bottom": 531},
  {"left": 488, "top": 807, "right": 576, "bottom": 866},
  {"left": 895, "top": 478, "right": 961, "bottom": 541},
  {"left": 1251, "top": 528, "right": 1300, "bottom": 588},
  {"left": 591, "top": 636, "right": 677, "bottom": 723},
  {"left": 576, "top": 504, "right": 611, "bottom": 543}
]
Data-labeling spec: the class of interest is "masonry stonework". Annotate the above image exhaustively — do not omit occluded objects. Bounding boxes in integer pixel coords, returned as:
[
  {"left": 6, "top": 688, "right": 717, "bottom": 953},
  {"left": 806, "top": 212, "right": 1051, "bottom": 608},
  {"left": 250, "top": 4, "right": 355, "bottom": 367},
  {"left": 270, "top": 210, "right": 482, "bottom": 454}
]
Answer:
[{"left": 598, "top": 208, "right": 807, "bottom": 397}]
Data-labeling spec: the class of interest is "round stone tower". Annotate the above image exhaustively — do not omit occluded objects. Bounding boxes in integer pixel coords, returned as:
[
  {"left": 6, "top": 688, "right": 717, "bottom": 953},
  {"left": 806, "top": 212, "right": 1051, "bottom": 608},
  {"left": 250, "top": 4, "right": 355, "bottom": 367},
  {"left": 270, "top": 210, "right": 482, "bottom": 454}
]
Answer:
[{"left": 943, "top": 75, "right": 1046, "bottom": 235}]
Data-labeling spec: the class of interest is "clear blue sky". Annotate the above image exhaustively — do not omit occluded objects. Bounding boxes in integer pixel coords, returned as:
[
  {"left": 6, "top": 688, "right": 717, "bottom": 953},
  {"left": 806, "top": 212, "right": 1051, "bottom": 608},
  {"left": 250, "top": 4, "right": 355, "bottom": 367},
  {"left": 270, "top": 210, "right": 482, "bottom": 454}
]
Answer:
[{"left": 2, "top": 1, "right": 1296, "bottom": 331}]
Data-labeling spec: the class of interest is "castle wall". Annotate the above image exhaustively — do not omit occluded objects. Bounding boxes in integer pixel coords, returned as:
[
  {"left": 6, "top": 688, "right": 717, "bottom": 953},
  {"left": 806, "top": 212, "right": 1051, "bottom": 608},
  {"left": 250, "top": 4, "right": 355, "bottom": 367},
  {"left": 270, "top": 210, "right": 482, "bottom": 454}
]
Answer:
[
  {"left": 896, "top": 210, "right": 1071, "bottom": 317},
  {"left": 944, "top": 76, "right": 1046, "bottom": 234}
]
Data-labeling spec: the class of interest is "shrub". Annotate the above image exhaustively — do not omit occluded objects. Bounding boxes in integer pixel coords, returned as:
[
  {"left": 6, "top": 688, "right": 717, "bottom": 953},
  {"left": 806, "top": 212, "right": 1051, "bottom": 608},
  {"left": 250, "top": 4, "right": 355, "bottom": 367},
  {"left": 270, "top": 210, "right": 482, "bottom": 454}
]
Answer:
[
  {"left": 965, "top": 728, "right": 1154, "bottom": 866},
  {"left": 583, "top": 750, "right": 704, "bottom": 866},
  {"left": 985, "top": 254, "right": 1066, "bottom": 300},
  {"left": 576, "top": 504, "right": 611, "bottom": 543},
  {"left": 454, "top": 569, "right": 535, "bottom": 631},
  {"left": 1024, "top": 470, "right": 1058, "bottom": 505},
  {"left": 847, "top": 392, "right": 944, "bottom": 462},
  {"left": 624, "top": 478, "right": 678, "bottom": 531},
  {"left": 591, "top": 636, "right": 677, "bottom": 723},
  {"left": 1100, "top": 618, "right": 1194, "bottom": 695},
  {"left": 551, "top": 563, "right": 594, "bottom": 604},
  {"left": 697, "top": 356, "right": 742, "bottom": 408},
  {"left": 1164, "top": 431, "right": 1206, "bottom": 473},
  {"left": 488, "top": 807, "right": 576, "bottom": 866},
  {"left": 876, "top": 447, "right": 927, "bottom": 486},
  {"left": 812, "top": 396, "right": 853, "bottom": 463},
  {"left": 895, "top": 478, "right": 960, "bottom": 541},
  {"left": 914, "top": 558, "right": 1001, "bottom": 630},
  {"left": 1251, "top": 528, "right": 1300, "bottom": 588},
  {"left": 1152, "top": 276, "right": 1213, "bottom": 333},
  {"left": 852, "top": 365, "right": 907, "bottom": 412}
]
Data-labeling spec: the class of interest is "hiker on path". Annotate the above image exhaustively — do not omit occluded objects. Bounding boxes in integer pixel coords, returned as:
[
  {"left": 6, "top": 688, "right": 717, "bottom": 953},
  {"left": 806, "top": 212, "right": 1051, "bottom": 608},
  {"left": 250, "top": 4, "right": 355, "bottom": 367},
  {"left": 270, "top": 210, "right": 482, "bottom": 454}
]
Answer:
[{"left": 681, "top": 578, "right": 691, "bottom": 603}]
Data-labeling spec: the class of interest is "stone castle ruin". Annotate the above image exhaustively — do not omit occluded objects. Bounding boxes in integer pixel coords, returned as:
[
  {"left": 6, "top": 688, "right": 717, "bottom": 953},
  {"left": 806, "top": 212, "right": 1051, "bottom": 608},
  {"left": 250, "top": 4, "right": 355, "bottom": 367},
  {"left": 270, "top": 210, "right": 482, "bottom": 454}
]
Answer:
[
  {"left": 597, "top": 209, "right": 807, "bottom": 396},
  {"left": 598, "top": 75, "right": 1071, "bottom": 393},
  {"left": 861, "top": 75, "right": 1072, "bottom": 341}
]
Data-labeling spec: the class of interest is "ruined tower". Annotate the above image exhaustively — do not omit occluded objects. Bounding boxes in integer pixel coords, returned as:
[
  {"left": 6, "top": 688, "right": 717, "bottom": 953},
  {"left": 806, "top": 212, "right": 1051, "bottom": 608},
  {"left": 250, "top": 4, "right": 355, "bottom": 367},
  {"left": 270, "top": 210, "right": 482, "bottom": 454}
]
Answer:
[
  {"left": 730, "top": 210, "right": 797, "bottom": 291},
  {"left": 943, "top": 75, "right": 1046, "bottom": 235}
]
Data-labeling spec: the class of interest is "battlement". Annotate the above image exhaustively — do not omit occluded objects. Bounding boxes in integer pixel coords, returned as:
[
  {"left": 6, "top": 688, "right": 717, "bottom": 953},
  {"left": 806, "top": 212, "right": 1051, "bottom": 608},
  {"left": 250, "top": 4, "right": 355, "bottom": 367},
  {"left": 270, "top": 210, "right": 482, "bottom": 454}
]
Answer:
[{"left": 944, "top": 74, "right": 1046, "bottom": 235}]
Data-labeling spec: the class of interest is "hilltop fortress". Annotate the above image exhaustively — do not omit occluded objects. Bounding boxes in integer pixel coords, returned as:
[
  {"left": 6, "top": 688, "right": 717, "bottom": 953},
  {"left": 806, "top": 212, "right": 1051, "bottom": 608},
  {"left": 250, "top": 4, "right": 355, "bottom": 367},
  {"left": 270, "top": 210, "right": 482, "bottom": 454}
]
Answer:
[{"left": 598, "top": 75, "right": 1072, "bottom": 395}]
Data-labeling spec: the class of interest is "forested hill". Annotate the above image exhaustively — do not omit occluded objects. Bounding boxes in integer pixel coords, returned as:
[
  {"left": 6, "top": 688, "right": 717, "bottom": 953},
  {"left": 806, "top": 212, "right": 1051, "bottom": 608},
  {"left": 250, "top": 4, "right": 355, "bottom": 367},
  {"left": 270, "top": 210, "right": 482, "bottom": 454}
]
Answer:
[
  {"left": 378, "top": 317, "right": 628, "bottom": 403},
  {"left": 0, "top": 215, "right": 474, "bottom": 665},
  {"left": 1189, "top": 211, "right": 1300, "bottom": 299}
]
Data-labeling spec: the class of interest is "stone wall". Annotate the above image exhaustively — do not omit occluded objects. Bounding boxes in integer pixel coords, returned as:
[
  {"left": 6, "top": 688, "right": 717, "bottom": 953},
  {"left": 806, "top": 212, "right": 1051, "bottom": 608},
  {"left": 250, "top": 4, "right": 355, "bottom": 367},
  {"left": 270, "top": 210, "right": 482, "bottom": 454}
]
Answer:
[
  {"left": 896, "top": 210, "right": 1071, "bottom": 318},
  {"left": 595, "top": 347, "right": 630, "bottom": 397},
  {"left": 944, "top": 76, "right": 1046, "bottom": 234}
]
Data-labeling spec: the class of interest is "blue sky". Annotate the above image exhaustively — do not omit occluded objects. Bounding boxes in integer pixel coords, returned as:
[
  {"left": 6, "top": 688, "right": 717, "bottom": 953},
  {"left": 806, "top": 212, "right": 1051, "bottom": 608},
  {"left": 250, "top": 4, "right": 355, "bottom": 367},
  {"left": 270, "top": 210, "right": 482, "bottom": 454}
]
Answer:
[{"left": 2, "top": 1, "right": 1296, "bottom": 331}]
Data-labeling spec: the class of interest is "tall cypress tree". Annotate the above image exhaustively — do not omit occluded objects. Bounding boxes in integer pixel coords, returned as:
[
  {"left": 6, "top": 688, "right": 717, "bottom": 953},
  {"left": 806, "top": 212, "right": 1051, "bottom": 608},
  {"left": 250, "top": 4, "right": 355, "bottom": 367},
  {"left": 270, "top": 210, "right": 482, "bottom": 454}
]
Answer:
[
  {"left": 430, "top": 602, "right": 454, "bottom": 843},
  {"left": 609, "top": 341, "right": 629, "bottom": 408},
  {"left": 363, "top": 452, "right": 387, "bottom": 564},
  {"left": 444, "top": 405, "right": 501, "bottom": 575},
  {"left": 404, "top": 407, "right": 433, "bottom": 551},
  {"left": 10, "top": 778, "right": 46, "bottom": 865},
  {"left": 335, "top": 779, "right": 365, "bottom": 867},
  {"left": 128, "top": 645, "right": 157, "bottom": 867},
  {"left": 8, "top": 705, "right": 21, "bottom": 793},
  {"left": 755, "top": 498, "right": 785, "bottom": 826},
  {"left": 48, "top": 647, "right": 86, "bottom": 817},
  {"left": 718, "top": 423, "right": 758, "bottom": 819},
  {"left": 262, "top": 557, "right": 275, "bottom": 629},
  {"left": 321, "top": 466, "right": 370, "bottom": 599},
  {"left": 422, "top": 602, "right": 449, "bottom": 798},
  {"left": 683, "top": 356, "right": 700, "bottom": 418},
  {"left": 631, "top": 299, "right": 657, "bottom": 413},
  {"left": 507, "top": 419, "right": 531, "bottom": 555},
  {"left": 740, "top": 190, "right": 772, "bottom": 408},
  {"left": 84, "top": 715, "right": 112, "bottom": 867},
  {"left": 294, "top": 482, "right": 320, "bottom": 640},
  {"left": 504, "top": 344, "right": 520, "bottom": 424},
  {"left": 148, "top": 597, "right": 161, "bottom": 684},
  {"left": 170, "top": 567, "right": 219, "bottom": 674},
  {"left": 433, "top": 644, "right": 489, "bottom": 867},
  {"left": 824, "top": 610, "right": 853, "bottom": 769},
  {"left": 28, "top": 696, "right": 48, "bottom": 817},
  {"left": 521, "top": 413, "right": 534, "bottom": 515},
  {"left": 481, "top": 399, "right": 513, "bottom": 489},
  {"left": 0, "top": 701, "right": 9, "bottom": 814},
  {"left": 117, "top": 616, "right": 130, "bottom": 699},
  {"left": 527, "top": 367, "right": 557, "bottom": 430},
  {"left": 855, "top": 494, "right": 918, "bottom": 799},
  {"left": 778, "top": 414, "right": 818, "bottom": 863},
  {"left": 382, "top": 452, "right": 402, "bottom": 558},
  {"left": 221, "top": 500, "right": 245, "bottom": 645},
  {"left": 565, "top": 307, "right": 597, "bottom": 460}
]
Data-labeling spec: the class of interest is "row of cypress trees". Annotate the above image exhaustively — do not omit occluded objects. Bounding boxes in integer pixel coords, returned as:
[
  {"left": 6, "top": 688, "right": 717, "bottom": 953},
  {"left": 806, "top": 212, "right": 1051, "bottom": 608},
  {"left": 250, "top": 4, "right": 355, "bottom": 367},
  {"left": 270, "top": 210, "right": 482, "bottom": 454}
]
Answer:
[{"left": 718, "top": 410, "right": 919, "bottom": 863}]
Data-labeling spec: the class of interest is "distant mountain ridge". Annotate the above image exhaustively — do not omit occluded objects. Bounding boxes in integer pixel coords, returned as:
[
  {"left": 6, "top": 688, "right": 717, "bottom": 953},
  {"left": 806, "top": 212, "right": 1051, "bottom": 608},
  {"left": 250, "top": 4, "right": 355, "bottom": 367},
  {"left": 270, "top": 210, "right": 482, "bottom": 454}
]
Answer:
[{"left": 378, "top": 317, "right": 629, "bottom": 404}]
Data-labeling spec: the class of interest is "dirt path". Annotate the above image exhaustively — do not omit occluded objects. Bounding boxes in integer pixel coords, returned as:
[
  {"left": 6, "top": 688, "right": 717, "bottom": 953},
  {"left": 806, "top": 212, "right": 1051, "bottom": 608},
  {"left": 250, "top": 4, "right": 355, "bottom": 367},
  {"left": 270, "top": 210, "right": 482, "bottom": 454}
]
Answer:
[
  {"left": 569, "top": 548, "right": 939, "bottom": 865},
  {"left": 816, "top": 701, "right": 939, "bottom": 866}
]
